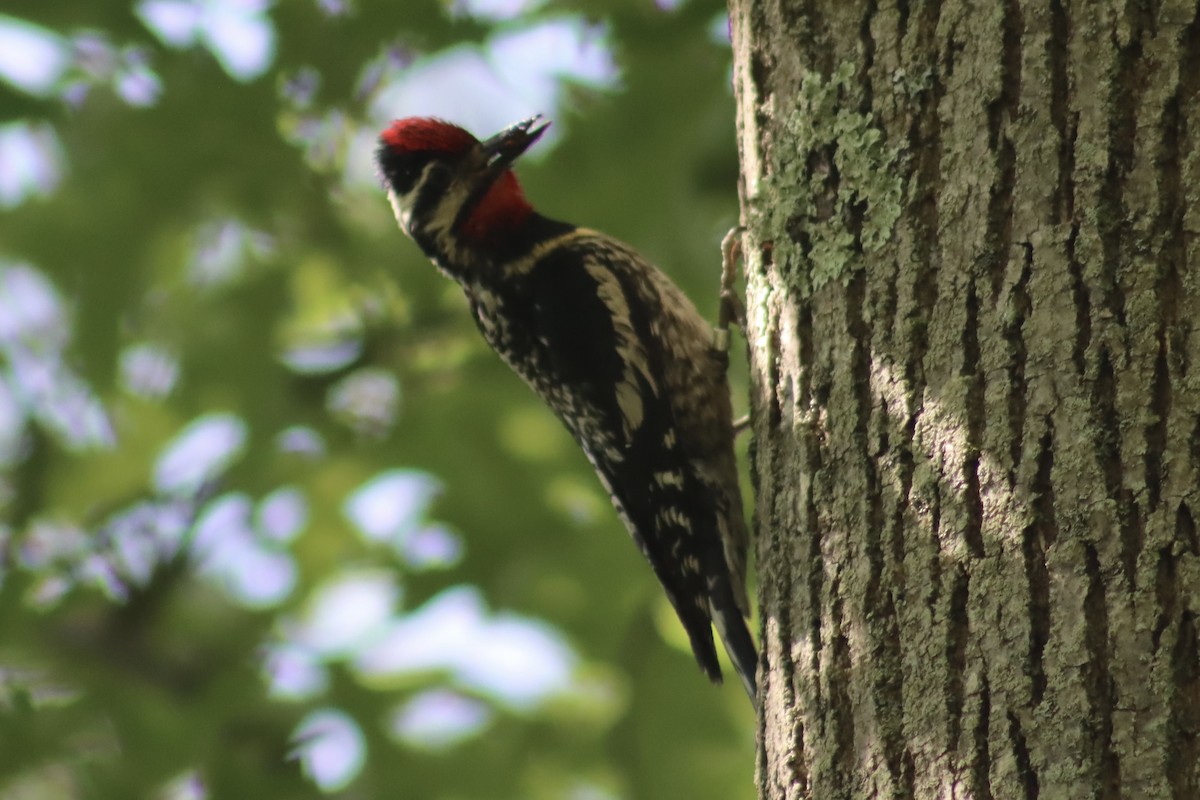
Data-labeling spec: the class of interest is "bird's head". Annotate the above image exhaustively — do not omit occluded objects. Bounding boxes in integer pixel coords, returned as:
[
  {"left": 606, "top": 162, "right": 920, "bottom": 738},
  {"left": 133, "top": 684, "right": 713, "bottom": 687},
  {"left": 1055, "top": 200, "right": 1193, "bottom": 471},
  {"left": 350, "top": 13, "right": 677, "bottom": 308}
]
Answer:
[{"left": 376, "top": 115, "right": 549, "bottom": 246}]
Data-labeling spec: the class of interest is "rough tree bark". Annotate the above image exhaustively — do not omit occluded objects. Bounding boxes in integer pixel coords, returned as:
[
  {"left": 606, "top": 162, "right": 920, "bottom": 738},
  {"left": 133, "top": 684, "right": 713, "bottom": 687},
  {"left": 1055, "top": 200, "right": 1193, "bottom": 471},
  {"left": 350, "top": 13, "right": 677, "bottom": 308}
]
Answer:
[{"left": 728, "top": 0, "right": 1200, "bottom": 797}]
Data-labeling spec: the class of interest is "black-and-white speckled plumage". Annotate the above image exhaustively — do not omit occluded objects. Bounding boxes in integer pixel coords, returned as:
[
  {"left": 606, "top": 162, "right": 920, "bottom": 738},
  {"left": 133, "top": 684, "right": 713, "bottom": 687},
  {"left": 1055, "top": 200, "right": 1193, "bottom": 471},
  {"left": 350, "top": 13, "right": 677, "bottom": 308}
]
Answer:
[{"left": 376, "top": 119, "right": 756, "bottom": 702}]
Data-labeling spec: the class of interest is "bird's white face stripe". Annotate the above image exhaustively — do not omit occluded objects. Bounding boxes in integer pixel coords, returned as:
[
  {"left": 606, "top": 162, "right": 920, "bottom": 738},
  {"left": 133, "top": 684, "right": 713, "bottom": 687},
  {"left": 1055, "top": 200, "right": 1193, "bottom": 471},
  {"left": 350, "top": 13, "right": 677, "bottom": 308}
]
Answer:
[
  {"left": 386, "top": 160, "right": 448, "bottom": 237},
  {"left": 386, "top": 160, "right": 482, "bottom": 256},
  {"left": 385, "top": 188, "right": 413, "bottom": 235}
]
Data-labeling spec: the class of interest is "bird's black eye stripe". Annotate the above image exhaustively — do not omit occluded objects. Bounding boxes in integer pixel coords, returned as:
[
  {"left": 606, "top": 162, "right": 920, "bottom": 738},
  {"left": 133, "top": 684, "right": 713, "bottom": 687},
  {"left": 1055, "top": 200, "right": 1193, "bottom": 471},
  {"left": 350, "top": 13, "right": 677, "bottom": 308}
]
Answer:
[{"left": 377, "top": 149, "right": 432, "bottom": 195}]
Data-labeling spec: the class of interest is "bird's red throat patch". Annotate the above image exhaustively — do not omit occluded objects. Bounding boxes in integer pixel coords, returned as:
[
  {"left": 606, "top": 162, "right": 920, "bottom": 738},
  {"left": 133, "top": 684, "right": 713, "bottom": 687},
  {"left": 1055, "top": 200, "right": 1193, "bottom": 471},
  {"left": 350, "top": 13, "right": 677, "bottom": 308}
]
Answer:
[{"left": 461, "top": 171, "right": 534, "bottom": 241}]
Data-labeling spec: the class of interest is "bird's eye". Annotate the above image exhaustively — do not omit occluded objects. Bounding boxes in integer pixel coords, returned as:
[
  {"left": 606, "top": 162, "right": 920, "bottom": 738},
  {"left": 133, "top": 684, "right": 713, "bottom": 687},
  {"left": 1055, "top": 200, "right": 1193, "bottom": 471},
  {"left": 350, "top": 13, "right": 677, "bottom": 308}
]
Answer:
[
  {"left": 380, "top": 151, "right": 432, "bottom": 194},
  {"left": 398, "top": 158, "right": 425, "bottom": 182}
]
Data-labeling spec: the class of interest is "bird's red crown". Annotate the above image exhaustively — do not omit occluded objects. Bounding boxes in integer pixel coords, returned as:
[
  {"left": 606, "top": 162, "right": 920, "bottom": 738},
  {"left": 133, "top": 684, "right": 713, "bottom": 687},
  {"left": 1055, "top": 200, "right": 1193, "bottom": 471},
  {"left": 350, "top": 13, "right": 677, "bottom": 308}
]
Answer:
[{"left": 380, "top": 117, "right": 478, "bottom": 155}]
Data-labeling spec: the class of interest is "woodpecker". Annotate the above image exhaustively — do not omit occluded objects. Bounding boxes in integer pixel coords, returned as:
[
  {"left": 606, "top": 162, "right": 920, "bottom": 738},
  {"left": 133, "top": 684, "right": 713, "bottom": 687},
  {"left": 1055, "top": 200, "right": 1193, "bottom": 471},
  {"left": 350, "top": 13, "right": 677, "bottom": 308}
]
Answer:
[{"left": 375, "top": 115, "right": 757, "bottom": 704}]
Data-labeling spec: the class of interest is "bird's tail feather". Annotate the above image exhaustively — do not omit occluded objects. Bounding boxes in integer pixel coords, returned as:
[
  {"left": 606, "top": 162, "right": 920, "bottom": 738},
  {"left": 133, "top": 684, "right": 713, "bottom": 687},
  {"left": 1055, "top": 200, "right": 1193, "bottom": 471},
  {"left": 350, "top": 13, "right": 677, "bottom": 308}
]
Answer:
[{"left": 710, "top": 594, "right": 758, "bottom": 707}]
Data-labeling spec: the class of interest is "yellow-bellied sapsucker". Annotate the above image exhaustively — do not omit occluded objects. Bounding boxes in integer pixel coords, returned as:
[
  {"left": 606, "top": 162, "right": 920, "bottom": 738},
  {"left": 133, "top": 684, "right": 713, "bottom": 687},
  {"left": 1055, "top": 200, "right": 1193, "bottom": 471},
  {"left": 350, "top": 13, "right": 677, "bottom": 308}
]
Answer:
[{"left": 375, "top": 115, "right": 757, "bottom": 703}]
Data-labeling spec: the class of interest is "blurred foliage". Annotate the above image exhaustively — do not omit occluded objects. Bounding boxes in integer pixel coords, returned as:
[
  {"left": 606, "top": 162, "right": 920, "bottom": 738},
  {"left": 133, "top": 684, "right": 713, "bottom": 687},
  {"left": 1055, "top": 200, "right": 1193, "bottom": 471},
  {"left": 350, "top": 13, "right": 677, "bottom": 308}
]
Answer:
[{"left": 0, "top": 0, "right": 753, "bottom": 798}]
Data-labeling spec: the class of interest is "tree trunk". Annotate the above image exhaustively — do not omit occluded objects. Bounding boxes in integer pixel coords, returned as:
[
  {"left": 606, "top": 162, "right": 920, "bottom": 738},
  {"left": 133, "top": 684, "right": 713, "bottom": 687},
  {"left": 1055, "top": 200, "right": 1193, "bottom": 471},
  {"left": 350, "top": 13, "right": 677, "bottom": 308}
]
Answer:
[{"left": 728, "top": 0, "right": 1200, "bottom": 797}]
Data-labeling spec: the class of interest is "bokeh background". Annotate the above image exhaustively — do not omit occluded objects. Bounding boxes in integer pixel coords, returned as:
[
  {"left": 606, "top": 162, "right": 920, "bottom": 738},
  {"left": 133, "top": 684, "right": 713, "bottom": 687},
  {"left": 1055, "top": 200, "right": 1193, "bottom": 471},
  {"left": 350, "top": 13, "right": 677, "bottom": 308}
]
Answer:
[{"left": 0, "top": 1, "right": 753, "bottom": 797}]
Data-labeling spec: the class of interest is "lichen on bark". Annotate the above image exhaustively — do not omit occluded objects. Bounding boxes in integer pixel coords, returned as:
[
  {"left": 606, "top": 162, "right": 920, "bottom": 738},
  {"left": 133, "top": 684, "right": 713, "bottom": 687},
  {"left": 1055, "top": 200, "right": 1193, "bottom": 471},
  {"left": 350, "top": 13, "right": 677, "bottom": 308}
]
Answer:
[{"left": 757, "top": 61, "right": 902, "bottom": 297}]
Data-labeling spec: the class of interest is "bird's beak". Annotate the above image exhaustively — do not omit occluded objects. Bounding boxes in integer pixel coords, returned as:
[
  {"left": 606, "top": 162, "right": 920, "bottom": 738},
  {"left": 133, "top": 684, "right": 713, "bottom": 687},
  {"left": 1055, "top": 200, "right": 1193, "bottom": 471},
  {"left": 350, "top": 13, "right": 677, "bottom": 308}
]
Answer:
[
  {"left": 452, "top": 115, "right": 549, "bottom": 232},
  {"left": 480, "top": 115, "right": 550, "bottom": 173}
]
